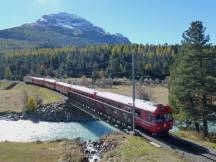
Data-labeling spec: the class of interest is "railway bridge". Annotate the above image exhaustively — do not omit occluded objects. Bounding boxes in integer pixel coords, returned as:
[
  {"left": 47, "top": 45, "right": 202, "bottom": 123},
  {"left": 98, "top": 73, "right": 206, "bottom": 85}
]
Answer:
[{"left": 67, "top": 91, "right": 133, "bottom": 132}]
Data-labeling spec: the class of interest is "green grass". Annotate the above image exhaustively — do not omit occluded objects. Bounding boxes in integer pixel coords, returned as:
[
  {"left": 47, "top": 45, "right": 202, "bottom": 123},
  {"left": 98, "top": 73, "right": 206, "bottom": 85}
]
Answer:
[
  {"left": 101, "top": 134, "right": 188, "bottom": 162},
  {"left": 0, "top": 82, "right": 64, "bottom": 112},
  {"left": 115, "top": 136, "right": 155, "bottom": 157}
]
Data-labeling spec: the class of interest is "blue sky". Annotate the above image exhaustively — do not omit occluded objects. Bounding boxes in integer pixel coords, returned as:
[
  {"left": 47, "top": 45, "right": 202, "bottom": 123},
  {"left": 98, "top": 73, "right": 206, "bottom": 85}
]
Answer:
[{"left": 0, "top": 0, "right": 215, "bottom": 44}]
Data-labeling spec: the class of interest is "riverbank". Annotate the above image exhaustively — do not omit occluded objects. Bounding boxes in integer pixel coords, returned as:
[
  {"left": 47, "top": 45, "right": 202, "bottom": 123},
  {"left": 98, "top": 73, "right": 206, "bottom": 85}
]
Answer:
[
  {"left": 0, "top": 133, "right": 189, "bottom": 162},
  {"left": 0, "top": 82, "right": 65, "bottom": 112},
  {"left": 0, "top": 139, "right": 87, "bottom": 162},
  {"left": 0, "top": 81, "right": 94, "bottom": 122},
  {"left": 0, "top": 101, "right": 95, "bottom": 122}
]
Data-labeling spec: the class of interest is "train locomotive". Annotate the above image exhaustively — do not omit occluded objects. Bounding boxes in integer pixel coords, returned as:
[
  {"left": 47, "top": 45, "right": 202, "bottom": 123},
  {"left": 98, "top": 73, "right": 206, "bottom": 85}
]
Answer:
[{"left": 24, "top": 76, "right": 174, "bottom": 135}]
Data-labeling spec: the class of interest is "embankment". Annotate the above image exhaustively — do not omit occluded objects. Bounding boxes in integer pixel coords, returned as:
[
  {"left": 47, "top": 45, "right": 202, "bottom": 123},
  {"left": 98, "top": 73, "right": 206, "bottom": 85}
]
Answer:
[{"left": 0, "top": 101, "right": 95, "bottom": 122}]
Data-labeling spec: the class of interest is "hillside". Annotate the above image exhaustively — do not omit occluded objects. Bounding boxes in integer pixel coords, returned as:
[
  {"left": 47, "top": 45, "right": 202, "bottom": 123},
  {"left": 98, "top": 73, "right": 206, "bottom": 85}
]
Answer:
[
  {"left": 0, "top": 44, "right": 178, "bottom": 80},
  {"left": 0, "top": 12, "right": 130, "bottom": 51}
]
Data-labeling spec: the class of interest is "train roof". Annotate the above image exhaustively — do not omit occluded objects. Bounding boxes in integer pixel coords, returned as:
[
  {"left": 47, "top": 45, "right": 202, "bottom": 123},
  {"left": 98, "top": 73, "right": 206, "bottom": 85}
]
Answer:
[
  {"left": 96, "top": 91, "right": 158, "bottom": 112},
  {"left": 44, "top": 78, "right": 56, "bottom": 83},
  {"left": 28, "top": 76, "right": 158, "bottom": 112},
  {"left": 56, "top": 82, "right": 71, "bottom": 87},
  {"left": 31, "top": 77, "right": 44, "bottom": 81},
  {"left": 70, "top": 85, "right": 97, "bottom": 95}
]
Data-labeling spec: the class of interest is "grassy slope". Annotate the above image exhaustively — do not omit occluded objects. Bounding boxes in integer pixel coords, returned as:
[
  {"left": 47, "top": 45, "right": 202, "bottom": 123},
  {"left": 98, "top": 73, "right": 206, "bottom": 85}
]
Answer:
[
  {"left": 102, "top": 134, "right": 187, "bottom": 162},
  {"left": 0, "top": 134, "right": 188, "bottom": 162},
  {"left": 0, "top": 142, "right": 61, "bottom": 162},
  {"left": 0, "top": 82, "right": 64, "bottom": 112},
  {"left": 0, "top": 140, "right": 84, "bottom": 162}
]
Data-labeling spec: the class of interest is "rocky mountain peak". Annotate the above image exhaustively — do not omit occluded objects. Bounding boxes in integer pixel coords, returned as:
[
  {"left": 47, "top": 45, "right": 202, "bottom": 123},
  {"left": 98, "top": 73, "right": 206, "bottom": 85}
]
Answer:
[
  {"left": 36, "top": 12, "right": 105, "bottom": 34},
  {"left": 0, "top": 12, "right": 130, "bottom": 48}
]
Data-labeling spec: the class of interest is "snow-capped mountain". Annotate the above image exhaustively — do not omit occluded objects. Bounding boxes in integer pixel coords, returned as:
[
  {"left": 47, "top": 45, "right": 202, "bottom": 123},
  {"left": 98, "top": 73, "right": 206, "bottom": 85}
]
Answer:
[
  {"left": 35, "top": 12, "right": 106, "bottom": 35},
  {"left": 0, "top": 12, "right": 130, "bottom": 49}
]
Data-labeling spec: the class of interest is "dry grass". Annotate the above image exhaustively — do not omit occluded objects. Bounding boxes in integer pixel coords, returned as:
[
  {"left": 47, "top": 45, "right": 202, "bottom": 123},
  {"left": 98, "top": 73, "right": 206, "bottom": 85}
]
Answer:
[
  {"left": 150, "top": 86, "right": 169, "bottom": 105},
  {"left": 96, "top": 85, "right": 169, "bottom": 105},
  {"left": 0, "top": 140, "right": 84, "bottom": 162},
  {"left": 0, "top": 82, "right": 64, "bottom": 112},
  {"left": 0, "top": 142, "right": 61, "bottom": 162},
  {"left": 101, "top": 133, "right": 188, "bottom": 162},
  {"left": 0, "top": 81, "right": 14, "bottom": 89}
]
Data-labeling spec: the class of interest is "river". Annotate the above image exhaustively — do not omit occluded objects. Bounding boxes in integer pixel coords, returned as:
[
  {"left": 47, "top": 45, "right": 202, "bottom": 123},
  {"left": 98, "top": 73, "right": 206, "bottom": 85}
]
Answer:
[
  {"left": 1, "top": 119, "right": 215, "bottom": 142},
  {"left": 0, "top": 120, "right": 118, "bottom": 142}
]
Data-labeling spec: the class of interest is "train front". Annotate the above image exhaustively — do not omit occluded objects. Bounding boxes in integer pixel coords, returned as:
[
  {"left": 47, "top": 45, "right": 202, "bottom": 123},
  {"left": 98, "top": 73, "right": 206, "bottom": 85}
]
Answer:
[{"left": 153, "top": 104, "right": 174, "bottom": 135}]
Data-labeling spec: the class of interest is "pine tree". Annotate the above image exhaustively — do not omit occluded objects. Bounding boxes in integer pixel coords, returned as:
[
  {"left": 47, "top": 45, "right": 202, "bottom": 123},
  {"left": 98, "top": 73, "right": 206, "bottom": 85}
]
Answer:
[{"left": 169, "top": 21, "right": 216, "bottom": 137}]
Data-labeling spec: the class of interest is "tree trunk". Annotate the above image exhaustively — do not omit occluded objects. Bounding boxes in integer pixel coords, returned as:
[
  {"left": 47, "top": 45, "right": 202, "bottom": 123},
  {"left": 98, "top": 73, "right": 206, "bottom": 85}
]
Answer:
[
  {"left": 195, "top": 122, "right": 200, "bottom": 132},
  {"left": 202, "top": 114, "right": 208, "bottom": 137},
  {"left": 202, "top": 95, "right": 208, "bottom": 137}
]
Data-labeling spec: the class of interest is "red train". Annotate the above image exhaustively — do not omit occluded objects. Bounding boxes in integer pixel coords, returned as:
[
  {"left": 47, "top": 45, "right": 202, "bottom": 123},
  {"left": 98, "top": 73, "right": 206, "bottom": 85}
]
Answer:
[{"left": 24, "top": 76, "right": 174, "bottom": 135}]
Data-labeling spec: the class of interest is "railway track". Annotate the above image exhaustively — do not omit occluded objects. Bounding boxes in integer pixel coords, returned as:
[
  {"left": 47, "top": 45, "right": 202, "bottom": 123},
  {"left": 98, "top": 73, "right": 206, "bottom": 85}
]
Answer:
[{"left": 135, "top": 129, "right": 216, "bottom": 162}]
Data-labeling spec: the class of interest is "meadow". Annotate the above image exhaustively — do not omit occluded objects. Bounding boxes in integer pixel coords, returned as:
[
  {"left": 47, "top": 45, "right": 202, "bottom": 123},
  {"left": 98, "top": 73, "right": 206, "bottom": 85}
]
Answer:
[
  {"left": 0, "top": 82, "right": 64, "bottom": 112},
  {"left": 96, "top": 85, "right": 169, "bottom": 105}
]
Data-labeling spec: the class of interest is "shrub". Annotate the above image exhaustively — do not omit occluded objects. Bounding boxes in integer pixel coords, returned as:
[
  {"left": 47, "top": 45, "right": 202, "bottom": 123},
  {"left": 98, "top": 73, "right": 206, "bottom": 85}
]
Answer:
[{"left": 23, "top": 96, "right": 38, "bottom": 112}]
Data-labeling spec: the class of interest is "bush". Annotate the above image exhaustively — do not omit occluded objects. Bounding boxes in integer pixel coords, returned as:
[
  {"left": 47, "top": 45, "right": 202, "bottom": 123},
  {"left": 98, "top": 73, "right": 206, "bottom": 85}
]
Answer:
[{"left": 23, "top": 96, "right": 38, "bottom": 112}]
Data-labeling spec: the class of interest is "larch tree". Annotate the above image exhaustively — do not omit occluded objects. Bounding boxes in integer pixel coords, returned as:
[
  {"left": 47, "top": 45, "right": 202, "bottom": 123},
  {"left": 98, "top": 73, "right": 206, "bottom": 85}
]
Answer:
[{"left": 169, "top": 21, "right": 216, "bottom": 137}]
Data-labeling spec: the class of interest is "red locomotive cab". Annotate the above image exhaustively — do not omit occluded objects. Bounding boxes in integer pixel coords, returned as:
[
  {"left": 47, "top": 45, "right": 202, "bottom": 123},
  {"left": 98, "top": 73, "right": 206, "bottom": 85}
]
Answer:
[{"left": 153, "top": 104, "right": 174, "bottom": 135}]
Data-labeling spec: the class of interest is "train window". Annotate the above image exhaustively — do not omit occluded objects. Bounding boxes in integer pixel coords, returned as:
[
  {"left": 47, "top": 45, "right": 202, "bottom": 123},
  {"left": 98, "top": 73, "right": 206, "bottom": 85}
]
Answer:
[
  {"left": 156, "top": 114, "right": 165, "bottom": 122},
  {"left": 135, "top": 109, "right": 141, "bottom": 117},
  {"left": 164, "top": 113, "right": 172, "bottom": 121}
]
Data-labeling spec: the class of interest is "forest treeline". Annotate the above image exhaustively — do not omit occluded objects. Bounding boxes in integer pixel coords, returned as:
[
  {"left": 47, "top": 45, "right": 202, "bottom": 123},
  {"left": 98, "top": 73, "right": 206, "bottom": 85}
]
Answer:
[
  {"left": 0, "top": 44, "right": 215, "bottom": 81},
  {"left": 0, "top": 44, "right": 181, "bottom": 80}
]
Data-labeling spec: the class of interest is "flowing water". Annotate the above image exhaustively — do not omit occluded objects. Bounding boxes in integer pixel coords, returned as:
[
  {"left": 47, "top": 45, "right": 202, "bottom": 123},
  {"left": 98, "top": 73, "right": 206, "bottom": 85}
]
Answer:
[
  {"left": 0, "top": 119, "right": 215, "bottom": 142},
  {"left": 0, "top": 120, "right": 118, "bottom": 142}
]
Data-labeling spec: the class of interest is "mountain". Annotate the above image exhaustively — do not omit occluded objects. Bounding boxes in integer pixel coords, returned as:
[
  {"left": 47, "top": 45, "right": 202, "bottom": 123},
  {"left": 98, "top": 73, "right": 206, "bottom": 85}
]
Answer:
[{"left": 0, "top": 12, "right": 130, "bottom": 50}]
